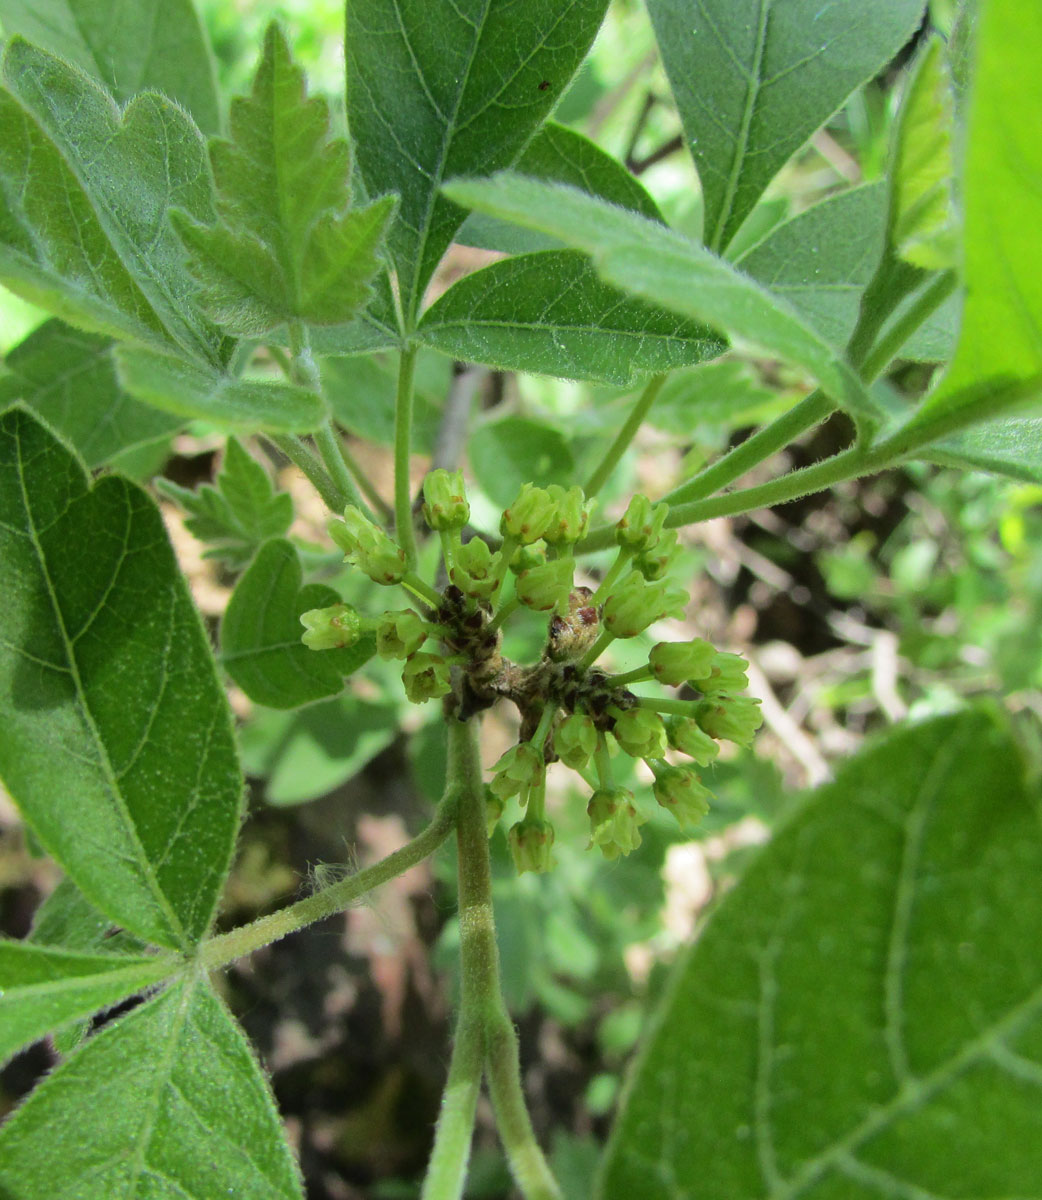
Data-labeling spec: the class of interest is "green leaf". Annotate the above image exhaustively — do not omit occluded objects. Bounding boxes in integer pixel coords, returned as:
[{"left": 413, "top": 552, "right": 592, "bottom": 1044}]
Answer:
[
  {"left": 640, "top": 359, "right": 777, "bottom": 434},
  {"left": 0, "top": 0, "right": 221, "bottom": 132},
  {"left": 0, "top": 940, "right": 175, "bottom": 1066},
  {"left": 647, "top": 0, "right": 924, "bottom": 252},
  {"left": 1, "top": 38, "right": 221, "bottom": 362},
  {"left": 1, "top": 319, "right": 181, "bottom": 467},
  {"left": 175, "top": 24, "right": 395, "bottom": 336},
  {"left": 115, "top": 346, "right": 325, "bottom": 433},
  {"left": 0, "top": 408, "right": 242, "bottom": 950},
  {"left": 468, "top": 416, "right": 574, "bottom": 507},
  {"left": 905, "top": 0, "right": 1042, "bottom": 444},
  {"left": 891, "top": 39, "right": 958, "bottom": 271},
  {"left": 221, "top": 538, "right": 376, "bottom": 709},
  {"left": 239, "top": 695, "right": 399, "bottom": 806},
  {"left": 445, "top": 175, "right": 881, "bottom": 427},
  {"left": 0, "top": 978, "right": 304, "bottom": 1199},
  {"left": 923, "top": 417, "right": 1042, "bottom": 485},
  {"left": 345, "top": 0, "right": 610, "bottom": 316},
  {"left": 322, "top": 350, "right": 446, "bottom": 452},
  {"left": 457, "top": 120, "right": 662, "bottom": 254},
  {"left": 418, "top": 250, "right": 724, "bottom": 384},
  {"left": 157, "top": 437, "right": 293, "bottom": 568},
  {"left": 600, "top": 708, "right": 1042, "bottom": 1198}
]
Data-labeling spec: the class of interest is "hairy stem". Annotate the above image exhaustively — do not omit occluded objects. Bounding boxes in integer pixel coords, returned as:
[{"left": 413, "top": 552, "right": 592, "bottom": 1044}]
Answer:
[
  {"left": 584, "top": 373, "right": 667, "bottom": 497},
  {"left": 313, "top": 420, "right": 373, "bottom": 517},
  {"left": 199, "top": 792, "right": 458, "bottom": 970},
  {"left": 395, "top": 345, "right": 420, "bottom": 568},
  {"left": 421, "top": 1015, "right": 484, "bottom": 1200},
  {"left": 267, "top": 434, "right": 343, "bottom": 513}
]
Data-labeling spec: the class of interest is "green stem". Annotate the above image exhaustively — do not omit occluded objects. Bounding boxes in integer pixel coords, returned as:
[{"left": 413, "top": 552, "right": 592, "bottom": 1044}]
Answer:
[
  {"left": 610, "top": 664, "right": 654, "bottom": 688},
  {"left": 402, "top": 571, "right": 445, "bottom": 611},
  {"left": 421, "top": 1015, "right": 484, "bottom": 1200},
  {"left": 449, "top": 718, "right": 561, "bottom": 1200},
  {"left": 663, "top": 389, "right": 835, "bottom": 508},
  {"left": 489, "top": 534, "right": 519, "bottom": 602},
  {"left": 594, "top": 734, "right": 615, "bottom": 791},
  {"left": 589, "top": 546, "right": 634, "bottom": 606},
  {"left": 313, "top": 420, "right": 372, "bottom": 517},
  {"left": 579, "top": 628, "right": 616, "bottom": 672},
  {"left": 199, "top": 792, "right": 459, "bottom": 971},
  {"left": 395, "top": 345, "right": 420, "bottom": 569},
  {"left": 267, "top": 434, "right": 342, "bottom": 513},
  {"left": 637, "top": 695, "right": 699, "bottom": 717},
  {"left": 857, "top": 269, "right": 958, "bottom": 383},
  {"left": 487, "top": 594, "right": 520, "bottom": 636},
  {"left": 584, "top": 373, "right": 668, "bottom": 497}
]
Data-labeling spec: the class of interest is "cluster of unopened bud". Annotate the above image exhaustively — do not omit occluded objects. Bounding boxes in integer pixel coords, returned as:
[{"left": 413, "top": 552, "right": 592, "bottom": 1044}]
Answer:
[{"left": 299, "top": 472, "right": 762, "bottom": 876}]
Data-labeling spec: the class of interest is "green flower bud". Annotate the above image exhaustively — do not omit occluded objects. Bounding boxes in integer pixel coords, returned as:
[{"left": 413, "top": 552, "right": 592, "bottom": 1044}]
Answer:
[
  {"left": 612, "top": 708, "right": 668, "bottom": 759},
  {"left": 543, "top": 484, "right": 592, "bottom": 545},
  {"left": 693, "top": 651, "right": 749, "bottom": 695},
  {"left": 634, "top": 528, "right": 681, "bottom": 581},
  {"left": 509, "top": 540, "right": 546, "bottom": 575},
  {"left": 422, "top": 468, "right": 470, "bottom": 531},
  {"left": 554, "top": 713, "right": 598, "bottom": 769},
  {"left": 653, "top": 766, "right": 711, "bottom": 830},
  {"left": 490, "top": 742, "right": 546, "bottom": 800},
  {"left": 401, "top": 652, "right": 452, "bottom": 704},
  {"left": 450, "top": 537, "right": 500, "bottom": 600},
  {"left": 695, "top": 696, "right": 763, "bottom": 745},
  {"left": 508, "top": 817, "right": 555, "bottom": 874},
  {"left": 615, "top": 493, "right": 668, "bottom": 552},
  {"left": 329, "top": 506, "right": 407, "bottom": 586},
  {"left": 300, "top": 603, "right": 362, "bottom": 651},
  {"left": 516, "top": 557, "right": 574, "bottom": 614},
  {"left": 501, "top": 483, "right": 556, "bottom": 544},
  {"left": 376, "top": 609, "right": 429, "bottom": 660},
  {"left": 485, "top": 787, "right": 506, "bottom": 837},
  {"left": 666, "top": 716, "right": 720, "bottom": 765},
  {"left": 649, "top": 638, "right": 716, "bottom": 686},
  {"left": 587, "top": 788, "right": 645, "bottom": 860},
  {"left": 602, "top": 572, "right": 687, "bottom": 638}
]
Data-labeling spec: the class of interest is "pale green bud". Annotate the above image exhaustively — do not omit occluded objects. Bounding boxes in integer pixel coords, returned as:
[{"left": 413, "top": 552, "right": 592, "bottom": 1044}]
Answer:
[
  {"left": 401, "top": 652, "right": 452, "bottom": 704},
  {"left": 653, "top": 766, "right": 711, "bottom": 830},
  {"left": 666, "top": 716, "right": 720, "bottom": 766},
  {"left": 423, "top": 468, "right": 469, "bottom": 531},
  {"left": 602, "top": 572, "right": 687, "bottom": 638},
  {"left": 587, "top": 788, "right": 645, "bottom": 860},
  {"left": 615, "top": 493, "right": 668, "bottom": 552},
  {"left": 508, "top": 817, "right": 555, "bottom": 874},
  {"left": 490, "top": 742, "right": 546, "bottom": 800},
  {"left": 554, "top": 713, "right": 598, "bottom": 769},
  {"left": 695, "top": 696, "right": 763, "bottom": 745},
  {"left": 634, "top": 528, "right": 681, "bottom": 581},
  {"left": 501, "top": 483, "right": 556, "bottom": 544},
  {"left": 329, "top": 506, "right": 407, "bottom": 585},
  {"left": 376, "top": 609, "right": 429, "bottom": 660},
  {"left": 485, "top": 787, "right": 506, "bottom": 837},
  {"left": 693, "top": 651, "right": 749, "bottom": 695},
  {"left": 450, "top": 537, "right": 500, "bottom": 600},
  {"left": 509, "top": 540, "right": 546, "bottom": 575},
  {"left": 543, "top": 484, "right": 592, "bottom": 545},
  {"left": 612, "top": 708, "right": 668, "bottom": 759},
  {"left": 516, "top": 557, "right": 574, "bottom": 614},
  {"left": 649, "top": 638, "right": 716, "bottom": 686},
  {"left": 300, "top": 603, "right": 362, "bottom": 651}
]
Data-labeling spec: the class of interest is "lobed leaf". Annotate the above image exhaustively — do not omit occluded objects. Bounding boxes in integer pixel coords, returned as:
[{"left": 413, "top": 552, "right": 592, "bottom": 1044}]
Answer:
[
  {"left": 0, "top": 408, "right": 242, "bottom": 949},
  {"left": 601, "top": 708, "right": 1042, "bottom": 1197},
  {"left": 0, "top": 979, "right": 304, "bottom": 1199}
]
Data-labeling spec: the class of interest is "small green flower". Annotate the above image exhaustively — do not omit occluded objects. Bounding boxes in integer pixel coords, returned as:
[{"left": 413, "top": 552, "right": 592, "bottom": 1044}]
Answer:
[
  {"left": 300, "top": 603, "right": 362, "bottom": 651},
  {"left": 451, "top": 537, "right": 500, "bottom": 600},
  {"left": 612, "top": 708, "right": 668, "bottom": 759},
  {"left": 615, "top": 493, "right": 668, "bottom": 552},
  {"left": 587, "top": 788, "right": 645, "bottom": 860},
  {"left": 666, "top": 716, "right": 720, "bottom": 765},
  {"left": 602, "top": 572, "right": 687, "bottom": 638},
  {"left": 401, "top": 652, "right": 452, "bottom": 704},
  {"left": 649, "top": 638, "right": 717, "bottom": 686},
  {"left": 634, "top": 528, "right": 681, "bottom": 580},
  {"left": 508, "top": 816, "right": 555, "bottom": 874},
  {"left": 329, "top": 506, "right": 407, "bottom": 586},
  {"left": 543, "top": 484, "right": 592, "bottom": 546},
  {"left": 515, "top": 557, "right": 574, "bottom": 614},
  {"left": 653, "top": 766, "right": 711, "bottom": 830},
  {"left": 376, "top": 609, "right": 429, "bottom": 660},
  {"left": 554, "top": 713, "right": 598, "bottom": 769},
  {"left": 695, "top": 696, "right": 763, "bottom": 745},
  {"left": 509, "top": 540, "right": 547, "bottom": 575},
  {"left": 501, "top": 483, "right": 556, "bottom": 544},
  {"left": 485, "top": 787, "right": 506, "bottom": 837},
  {"left": 490, "top": 742, "right": 545, "bottom": 801},
  {"left": 422, "top": 468, "right": 470, "bottom": 531},
  {"left": 693, "top": 651, "right": 749, "bottom": 695}
]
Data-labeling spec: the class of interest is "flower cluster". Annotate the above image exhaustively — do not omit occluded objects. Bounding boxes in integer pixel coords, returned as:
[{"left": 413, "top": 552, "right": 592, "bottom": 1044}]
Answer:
[{"left": 300, "top": 471, "right": 762, "bottom": 875}]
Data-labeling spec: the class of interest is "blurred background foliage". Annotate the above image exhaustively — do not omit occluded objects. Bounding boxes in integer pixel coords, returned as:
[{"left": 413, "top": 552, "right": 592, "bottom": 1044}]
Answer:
[{"left": 1, "top": 1, "right": 1038, "bottom": 1196}]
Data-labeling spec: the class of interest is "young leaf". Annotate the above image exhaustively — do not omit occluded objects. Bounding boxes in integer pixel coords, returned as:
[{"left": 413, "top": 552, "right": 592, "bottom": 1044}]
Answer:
[
  {"left": 0, "top": 979, "right": 304, "bottom": 1199},
  {"left": 600, "top": 708, "right": 1042, "bottom": 1197},
  {"left": 221, "top": 538, "right": 376, "bottom": 709},
  {"left": 0, "top": 408, "right": 242, "bottom": 950},
  {"left": 158, "top": 438, "right": 293, "bottom": 568},
  {"left": 904, "top": 0, "right": 1042, "bottom": 444},
  {"left": 444, "top": 175, "right": 881, "bottom": 427},
  {"left": 0, "top": 319, "right": 181, "bottom": 467},
  {"left": 0, "top": 0, "right": 221, "bottom": 132},
  {"left": 345, "top": 0, "right": 610, "bottom": 317},
  {"left": 646, "top": 0, "right": 924, "bottom": 252},
  {"left": 418, "top": 249, "right": 724, "bottom": 385},
  {"left": 115, "top": 346, "right": 326, "bottom": 433},
  {"left": 1, "top": 38, "right": 221, "bottom": 363},
  {"left": 174, "top": 24, "right": 395, "bottom": 336},
  {"left": 923, "top": 417, "right": 1042, "bottom": 486},
  {"left": 0, "top": 941, "right": 176, "bottom": 1066},
  {"left": 457, "top": 121, "right": 663, "bottom": 254}
]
